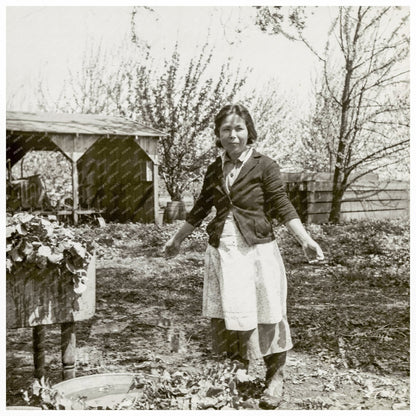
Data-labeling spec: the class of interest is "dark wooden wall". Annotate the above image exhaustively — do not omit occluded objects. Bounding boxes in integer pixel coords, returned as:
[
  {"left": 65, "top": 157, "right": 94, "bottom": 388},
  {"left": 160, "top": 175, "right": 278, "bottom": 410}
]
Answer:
[{"left": 78, "top": 137, "right": 155, "bottom": 223}]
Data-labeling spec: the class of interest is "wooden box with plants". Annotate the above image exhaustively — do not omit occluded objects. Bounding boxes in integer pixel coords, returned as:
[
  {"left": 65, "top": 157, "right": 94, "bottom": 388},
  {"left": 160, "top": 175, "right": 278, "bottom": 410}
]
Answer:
[{"left": 6, "top": 212, "right": 96, "bottom": 381}]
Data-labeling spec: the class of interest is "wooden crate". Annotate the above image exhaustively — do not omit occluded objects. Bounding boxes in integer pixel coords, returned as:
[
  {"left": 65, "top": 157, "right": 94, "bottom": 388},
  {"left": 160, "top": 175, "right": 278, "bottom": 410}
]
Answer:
[{"left": 6, "top": 255, "right": 95, "bottom": 329}]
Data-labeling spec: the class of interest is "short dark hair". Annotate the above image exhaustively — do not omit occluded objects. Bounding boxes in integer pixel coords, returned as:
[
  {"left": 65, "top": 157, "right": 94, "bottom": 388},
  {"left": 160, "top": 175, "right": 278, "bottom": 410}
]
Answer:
[{"left": 214, "top": 104, "right": 257, "bottom": 148}]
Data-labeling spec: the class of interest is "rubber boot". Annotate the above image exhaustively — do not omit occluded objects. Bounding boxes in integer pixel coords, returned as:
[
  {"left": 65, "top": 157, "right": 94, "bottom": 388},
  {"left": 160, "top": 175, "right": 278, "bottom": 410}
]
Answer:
[{"left": 259, "top": 351, "right": 286, "bottom": 409}]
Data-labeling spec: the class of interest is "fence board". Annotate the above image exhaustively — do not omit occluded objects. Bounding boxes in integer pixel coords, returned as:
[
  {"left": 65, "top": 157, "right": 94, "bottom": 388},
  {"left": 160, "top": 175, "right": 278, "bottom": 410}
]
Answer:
[
  {"left": 312, "top": 189, "right": 409, "bottom": 202},
  {"left": 309, "top": 198, "right": 409, "bottom": 214},
  {"left": 340, "top": 209, "right": 408, "bottom": 221},
  {"left": 304, "top": 180, "right": 409, "bottom": 192},
  {"left": 342, "top": 199, "right": 409, "bottom": 212},
  {"left": 283, "top": 174, "right": 409, "bottom": 223},
  {"left": 308, "top": 208, "right": 407, "bottom": 223}
]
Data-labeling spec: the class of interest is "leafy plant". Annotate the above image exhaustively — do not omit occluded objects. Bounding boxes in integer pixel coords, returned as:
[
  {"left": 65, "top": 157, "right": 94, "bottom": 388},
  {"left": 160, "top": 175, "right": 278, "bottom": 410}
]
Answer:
[
  {"left": 21, "top": 360, "right": 261, "bottom": 410},
  {"left": 21, "top": 377, "right": 77, "bottom": 410},
  {"left": 6, "top": 212, "right": 94, "bottom": 294}
]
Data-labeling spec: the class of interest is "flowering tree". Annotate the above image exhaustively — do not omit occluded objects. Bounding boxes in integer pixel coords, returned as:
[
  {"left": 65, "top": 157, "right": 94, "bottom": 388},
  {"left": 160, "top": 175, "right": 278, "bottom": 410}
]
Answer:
[
  {"left": 38, "top": 39, "right": 249, "bottom": 202},
  {"left": 121, "top": 42, "right": 250, "bottom": 201}
]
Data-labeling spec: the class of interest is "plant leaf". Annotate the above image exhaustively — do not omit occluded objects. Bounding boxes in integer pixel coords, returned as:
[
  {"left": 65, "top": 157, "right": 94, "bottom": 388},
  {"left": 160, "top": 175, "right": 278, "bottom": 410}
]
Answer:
[
  {"left": 235, "top": 369, "right": 254, "bottom": 383},
  {"left": 6, "top": 225, "right": 16, "bottom": 238},
  {"left": 10, "top": 248, "right": 24, "bottom": 262},
  {"left": 32, "top": 379, "right": 41, "bottom": 395},
  {"left": 47, "top": 252, "right": 64, "bottom": 264},
  {"left": 38, "top": 245, "right": 52, "bottom": 257},
  {"left": 73, "top": 277, "right": 87, "bottom": 294}
]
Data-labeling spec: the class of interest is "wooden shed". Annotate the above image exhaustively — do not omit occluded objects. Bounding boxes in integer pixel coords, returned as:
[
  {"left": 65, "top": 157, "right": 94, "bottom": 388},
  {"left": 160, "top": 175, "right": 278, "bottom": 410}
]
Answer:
[{"left": 6, "top": 111, "right": 166, "bottom": 224}]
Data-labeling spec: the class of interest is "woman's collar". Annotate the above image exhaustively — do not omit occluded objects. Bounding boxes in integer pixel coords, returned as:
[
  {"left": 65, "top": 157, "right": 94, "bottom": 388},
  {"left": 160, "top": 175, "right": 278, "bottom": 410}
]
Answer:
[{"left": 221, "top": 146, "right": 253, "bottom": 165}]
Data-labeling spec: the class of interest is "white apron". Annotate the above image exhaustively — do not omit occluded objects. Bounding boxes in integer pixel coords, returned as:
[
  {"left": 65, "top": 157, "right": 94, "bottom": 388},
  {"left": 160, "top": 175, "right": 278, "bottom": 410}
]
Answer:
[{"left": 203, "top": 214, "right": 289, "bottom": 331}]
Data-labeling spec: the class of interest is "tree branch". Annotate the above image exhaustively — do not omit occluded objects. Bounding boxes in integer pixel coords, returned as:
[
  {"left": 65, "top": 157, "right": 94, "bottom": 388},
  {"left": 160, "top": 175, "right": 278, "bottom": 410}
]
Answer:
[
  {"left": 346, "top": 155, "right": 407, "bottom": 188},
  {"left": 348, "top": 139, "right": 409, "bottom": 171}
]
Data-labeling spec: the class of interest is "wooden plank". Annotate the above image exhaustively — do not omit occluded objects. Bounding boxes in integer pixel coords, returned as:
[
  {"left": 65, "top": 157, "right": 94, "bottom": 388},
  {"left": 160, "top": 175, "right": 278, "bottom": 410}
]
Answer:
[
  {"left": 309, "top": 198, "right": 409, "bottom": 214},
  {"left": 307, "top": 201, "right": 333, "bottom": 214},
  {"left": 307, "top": 212, "right": 329, "bottom": 224},
  {"left": 6, "top": 256, "right": 96, "bottom": 329},
  {"left": 77, "top": 137, "right": 155, "bottom": 223},
  {"left": 343, "top": 190, "right": 410, "bottom": 200},
  {"left": 377, "top": 180, "right": 410, "bottom": 190},
  {"left": 135, "top": 136, "right": 159, "bottom": 164},
  {"left": 309, "top": 189, "right": 409, "bottom": 204},
  {"left": 307, "top": 208, "right": 408, "bottom": 224},
  {"left": 7, "top": 111, "right": 166, "bottom": 137},
  {"left": 61, "top": 322, "right": 76, "bottom": 380},
  {"left": 311, "top": 192, "right": 332, "bottom": 203},
  {"left": 306, "top": 191, "right": 315, "bottom": 204},
  {"left": 153, "top": 163, "right": 159, "bottom": 225},
  {"left": 51, "top": 134, "right": 99, "bottom": 162},
  {"left": 342, "top": 199, "right": 409, "bottom": 211},
  {"left": 31, "top": 210, "right": 104, "bottom": 216},
  {"left": 340, "top": 209, "right": 409, "bottom": 221},
  {"left": 305, "top": 181, "right": 331, "bottom": 192},
  {"left": 72, "top": 159, "right": 79, "bottom": 225},
  {"left": 282, "top": 172, "right": 381, "bottom": 183},
  {"left": 304, "top": 180, "right": 408, "bottom": 193},
  {"left": 300, "top": 176, "right": 410, "bottom": 224},
  {"left": 56, "top": 210, "right": 104, "bottom": 215},
  {"left": 308, "top": 204, "right": 408, "bottom": 216},
  {"left": 33, "top": 325, "right": 46, "bottom": 379}
]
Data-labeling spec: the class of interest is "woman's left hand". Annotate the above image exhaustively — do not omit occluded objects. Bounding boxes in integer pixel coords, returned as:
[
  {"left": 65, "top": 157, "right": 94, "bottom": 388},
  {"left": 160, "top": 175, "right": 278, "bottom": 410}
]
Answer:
[{"left": 302, "top": 239, "right": 325, "bottom": 263}]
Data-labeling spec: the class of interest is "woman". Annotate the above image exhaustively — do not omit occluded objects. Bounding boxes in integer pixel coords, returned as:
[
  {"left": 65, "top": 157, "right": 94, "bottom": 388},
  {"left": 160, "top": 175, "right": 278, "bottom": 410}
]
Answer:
[{"left": 164, "top": 103, "right": 324, "bottom": 409}]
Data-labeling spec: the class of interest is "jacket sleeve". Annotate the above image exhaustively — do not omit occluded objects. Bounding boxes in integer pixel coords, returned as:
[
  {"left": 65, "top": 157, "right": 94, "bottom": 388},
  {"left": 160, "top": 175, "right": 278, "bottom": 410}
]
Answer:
[
  {"left": 262, "top": 159, "right": 299, "bottom": 224},
  {"left": 185, "top": 165, "right": 215, "bottom": 228}
]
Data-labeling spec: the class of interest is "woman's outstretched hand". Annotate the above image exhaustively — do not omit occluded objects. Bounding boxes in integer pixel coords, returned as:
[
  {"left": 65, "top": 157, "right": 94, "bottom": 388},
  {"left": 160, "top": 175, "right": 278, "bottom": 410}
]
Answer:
[
  {"left": 285, "top": 219, "right": 325, "bottom": 264},
  {"left": 302, "top": 239, "right": 325, "bottom": 263},
  {"left": 163, "top": 221, "right": 195, "bottom": 258},
  {"left": 163, "top": 237, "right": 181, "bottom": 258}
]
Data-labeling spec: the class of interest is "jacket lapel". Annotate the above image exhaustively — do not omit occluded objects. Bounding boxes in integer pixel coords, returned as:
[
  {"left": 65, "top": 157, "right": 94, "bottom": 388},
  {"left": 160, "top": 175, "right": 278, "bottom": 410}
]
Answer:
[
  {"left": 212, "top": 157, "right": 227, "bottom": 195},
  {"left": 231, "top": 149, "right": 261, "bottom": 188}
]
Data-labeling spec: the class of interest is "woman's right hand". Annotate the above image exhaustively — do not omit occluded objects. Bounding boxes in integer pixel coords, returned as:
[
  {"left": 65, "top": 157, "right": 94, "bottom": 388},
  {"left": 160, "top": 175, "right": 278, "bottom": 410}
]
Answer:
[
  {"left": 164, "top": 237, "right": 181, "bottom": 258},
  {"left": 163, "top": 221, "right": 195, "bottom": 258}
]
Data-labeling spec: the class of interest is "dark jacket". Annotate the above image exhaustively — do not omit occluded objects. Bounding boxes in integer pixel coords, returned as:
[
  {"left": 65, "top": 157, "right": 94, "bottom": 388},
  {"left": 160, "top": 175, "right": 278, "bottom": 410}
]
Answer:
[{"left": 186, "top": 149, "right": 299, "bottom": 248}]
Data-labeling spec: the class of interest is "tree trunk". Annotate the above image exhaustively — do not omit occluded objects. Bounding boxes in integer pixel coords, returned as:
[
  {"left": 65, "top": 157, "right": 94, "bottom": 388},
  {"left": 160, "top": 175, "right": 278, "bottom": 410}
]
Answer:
[
  {"left": 329, "top": 184, "right": 344, "bottom": 223},
  {"left": 329, "top": 169, "right": 350, "bottom": 223},
  {"left": 330, "top": 54, "right": 353, "bottom": 224}
]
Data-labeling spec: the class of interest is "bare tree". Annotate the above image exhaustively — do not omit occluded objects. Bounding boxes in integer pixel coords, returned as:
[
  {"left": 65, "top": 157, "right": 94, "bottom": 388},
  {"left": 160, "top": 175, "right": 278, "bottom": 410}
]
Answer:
[{"left": 256, "top": 6, "right": 410, "bottom": 223}]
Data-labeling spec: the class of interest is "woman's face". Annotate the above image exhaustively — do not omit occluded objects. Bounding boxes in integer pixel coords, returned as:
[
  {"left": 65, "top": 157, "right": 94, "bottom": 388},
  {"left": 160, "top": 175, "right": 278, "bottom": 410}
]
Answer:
[{"left": 219, "top": 114, "right": 249, "bottom": 159}]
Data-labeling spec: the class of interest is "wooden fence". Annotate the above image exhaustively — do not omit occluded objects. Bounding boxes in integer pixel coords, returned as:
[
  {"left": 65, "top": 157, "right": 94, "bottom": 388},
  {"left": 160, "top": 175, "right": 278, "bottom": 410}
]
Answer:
[{"left": 282, "top": 172, "right": 409, "bottom": 224}]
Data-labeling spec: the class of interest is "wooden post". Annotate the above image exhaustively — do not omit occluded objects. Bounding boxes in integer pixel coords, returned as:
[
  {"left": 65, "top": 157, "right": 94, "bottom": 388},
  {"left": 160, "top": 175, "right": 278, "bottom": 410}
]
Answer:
[
  {"left": 33, "top": 325, "right": 46, "bottom": 380},
  {"left": 153, "top": 162, "right": 159, "bottom": 224},
  {"left": 72, "top": 159, "right": 79, "bottom": 225},
  {"left": 61, "top": 322, "right": 76, "bottom": 380},
  {"left": 306, "top": 180, "right": 316, "bottom": 224},
  {"left": 51, "top": 133, "right": 99, "bottom": 226}
]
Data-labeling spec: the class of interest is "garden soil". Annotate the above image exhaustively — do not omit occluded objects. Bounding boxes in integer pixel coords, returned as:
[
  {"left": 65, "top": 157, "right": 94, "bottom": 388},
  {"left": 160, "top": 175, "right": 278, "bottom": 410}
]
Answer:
[{"left": 6, "top": 222, "right": 410, "bottom": 410}]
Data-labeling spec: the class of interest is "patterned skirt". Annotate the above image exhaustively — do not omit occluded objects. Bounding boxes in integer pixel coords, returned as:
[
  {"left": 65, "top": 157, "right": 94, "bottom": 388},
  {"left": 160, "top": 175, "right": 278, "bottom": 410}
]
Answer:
[{"left": 203, "top": 216, "right": 293, "bottom": 360}]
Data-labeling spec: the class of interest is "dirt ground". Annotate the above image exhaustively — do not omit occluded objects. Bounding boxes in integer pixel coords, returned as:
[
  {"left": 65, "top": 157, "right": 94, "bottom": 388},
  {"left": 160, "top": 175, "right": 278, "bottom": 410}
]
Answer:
[{"left": 6, "top": 222, "right": 410, "bottom": 410}]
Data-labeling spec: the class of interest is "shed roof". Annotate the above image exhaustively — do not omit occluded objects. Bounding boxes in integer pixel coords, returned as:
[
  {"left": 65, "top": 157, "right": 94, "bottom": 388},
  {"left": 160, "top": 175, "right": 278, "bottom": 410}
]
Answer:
[{"left": 6, "top": 111, "right": 166, "bottom": 137}]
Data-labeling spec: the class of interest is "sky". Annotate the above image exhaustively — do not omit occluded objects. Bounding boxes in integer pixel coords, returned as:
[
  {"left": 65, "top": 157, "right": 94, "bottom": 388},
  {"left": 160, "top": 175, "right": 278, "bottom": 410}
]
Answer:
[{"left": 6, "top": 5, "right": 334, "bottom": 115}]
